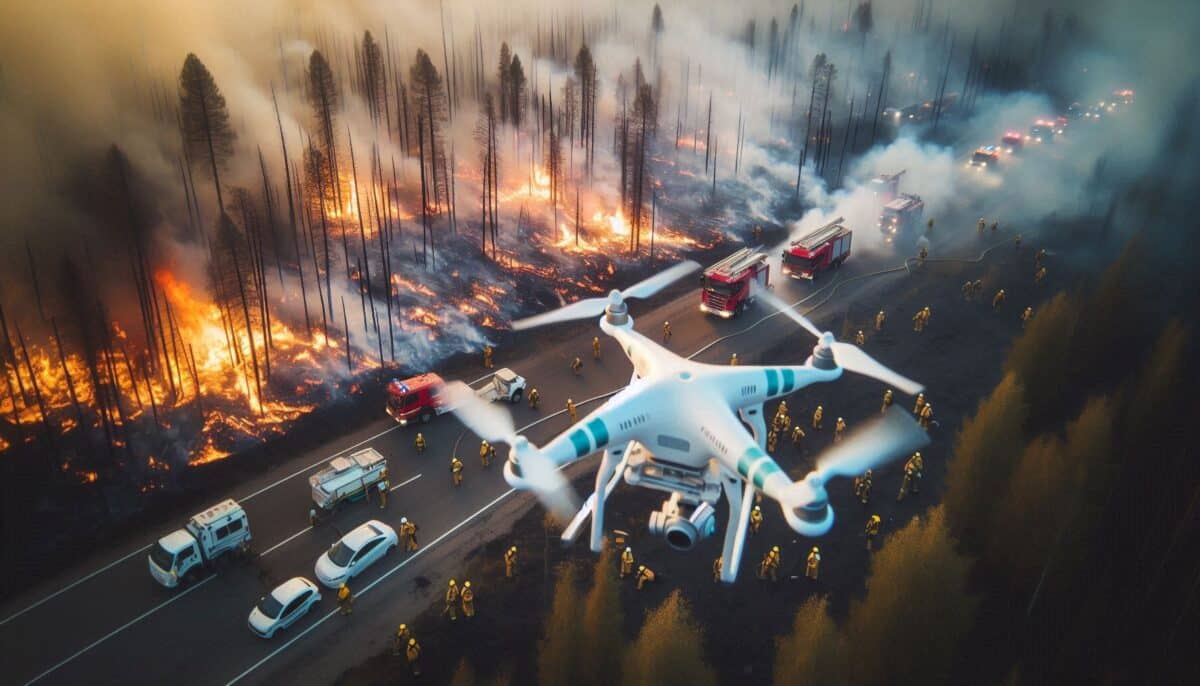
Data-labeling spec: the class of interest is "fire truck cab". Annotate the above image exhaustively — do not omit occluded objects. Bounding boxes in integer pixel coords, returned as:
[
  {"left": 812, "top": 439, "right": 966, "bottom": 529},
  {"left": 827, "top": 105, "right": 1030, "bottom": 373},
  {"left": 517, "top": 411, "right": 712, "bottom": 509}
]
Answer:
[
  {"left": 868, "top": 170, "right": 906, "bottom": 204},
  {"left": 699, "top": 248, "right": 769, "bottom": 318},
  {"left": 782, "top": 218, "right": 852, "bottom": 280},
  {"left": 969, "top": 145, "right": 1001, "bottom": 169},
  {"left": 386, "top": 373, "right": 449, "bottom": 426},
  {"left": 1001, "top": 131, "right": 1024, "bottom": 153},
  {"left": 148, "top": 499, "right": 251, "bottom": 588},
  {"left": 878, "top": 194, "right": 926, "bottom": 244}
]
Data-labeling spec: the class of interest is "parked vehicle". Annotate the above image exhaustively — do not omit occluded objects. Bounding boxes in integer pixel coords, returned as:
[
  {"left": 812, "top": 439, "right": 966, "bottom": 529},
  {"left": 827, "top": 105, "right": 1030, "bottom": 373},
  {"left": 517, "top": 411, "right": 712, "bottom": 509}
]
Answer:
[
  {"left": 878, "top": 194, "right": 926, "bottom": 244},
  {"left": 314, "top": 520, "right": 398, "bottom": 588},
  {"left": 969, "top": 145, "right": 1001, "bottom": 169},
  {"left": 1028, "top": 119, "right": 1056, "bottom": 143},
  {"left": 1001, "top": 131, "right": 1024, "bottom": 153},
  {"left": 148, "top": 499, "right": 251, "bottom": 588},
  {"left": 475, "top": 368, "right": 526, "bottom": 404},
  {"left": 781, "top": 218, "right": 852, "bottom": 280},
  {"left": 310, "top": 448, "right": 388, "bottom": 511},
  {"left": 699, "top": 248, "right": 769, "bottom": 318},
  {"left": 386, "top": 373, "right": 450, "bottom": 425},
  {"left": 247, "top": 577, "right": 322, "bottom": 638}
]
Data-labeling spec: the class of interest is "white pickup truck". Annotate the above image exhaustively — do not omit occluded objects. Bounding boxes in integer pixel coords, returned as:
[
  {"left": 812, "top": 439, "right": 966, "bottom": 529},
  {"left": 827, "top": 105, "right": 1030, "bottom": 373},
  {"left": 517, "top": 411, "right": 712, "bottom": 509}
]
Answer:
[
  {"left": 310, "top": 447, "right": 388, "bottom": 511},
  {"left": 475, "top": 368, "right": 526, "bottom": 404},
  {"left": 148, "top": 499, "right": 251, "bottom": 588}
]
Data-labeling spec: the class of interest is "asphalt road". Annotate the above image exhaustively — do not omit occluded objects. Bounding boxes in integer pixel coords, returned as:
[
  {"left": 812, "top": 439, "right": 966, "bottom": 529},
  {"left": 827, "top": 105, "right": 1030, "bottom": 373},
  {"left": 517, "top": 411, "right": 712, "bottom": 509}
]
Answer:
[{"left": 0, "top": 121, "right": 1092, "bottom": 686}]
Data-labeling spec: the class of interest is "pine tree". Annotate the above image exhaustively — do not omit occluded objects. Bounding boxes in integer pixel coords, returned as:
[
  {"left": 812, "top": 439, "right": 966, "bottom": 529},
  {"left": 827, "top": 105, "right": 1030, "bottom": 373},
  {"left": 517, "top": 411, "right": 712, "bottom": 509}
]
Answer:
[
  {"left": 580, "top": 546, "right": 624, "bottom": 686},
  {"left": 450, "top": 658, "right": 476, "bottom": 686},
  {"left": 179, "top": 53, "right": 236, "bottom": 213},
  {"left": 538, "top": 563, "right": 582, "bottom": 686},
  {"left": 498, "top": 42, "right": 513, "bottom": 123},
  {"left": 509, "top": 54, "right": 527, "bottom": 129},
  {"left": 573, "top": 45, "right": 597, "bottom": 172},
  {"left": 773, "top": 595, "right": 842, "bottom": 685},
  {"left": 1003, "top": 291, "right": 1079, "bottom": 433},
  {"left": 306, "top": 51, "right": 342, "bottom": 214},
  {"left": 361, "top": 31, "right": 387, "bottom": 125},
  {"left": 943, "top": 373, "right": 1029, "bottom": 551},
  {"left": 844, "top": 507, "right": 976, "bottom": 685},
  {"left": 411, "top": 49, "right": 449, "bottom": 213},
  {"left": 623, "top": 590, "right": 717, "bottom": 686}
]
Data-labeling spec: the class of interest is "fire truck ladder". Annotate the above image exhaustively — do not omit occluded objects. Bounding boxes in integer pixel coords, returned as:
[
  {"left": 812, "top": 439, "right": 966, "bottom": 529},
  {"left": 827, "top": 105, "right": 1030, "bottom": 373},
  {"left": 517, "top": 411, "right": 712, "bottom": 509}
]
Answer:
[
  {"left": 791, "top": 217, "right": 846, "bottom": 251},
  {"left": 707, "top": 248, "right": 765, "bottom": 278}
]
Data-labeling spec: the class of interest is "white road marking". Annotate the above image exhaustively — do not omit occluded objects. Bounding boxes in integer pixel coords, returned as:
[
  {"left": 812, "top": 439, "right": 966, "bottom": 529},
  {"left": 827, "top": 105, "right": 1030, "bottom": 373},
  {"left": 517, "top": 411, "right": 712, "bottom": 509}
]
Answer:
[
  {"left": 0, "top": 544, "right": 153, "bottom": 628},
  {"left": 225, "top": 488, "right": 517, "bottom": 685},
  {"left": 23, "top": 575, "right": 217, "bottom": 686},
  {"left": 256, "top": 474, "right": 423, "bottom": 558}
]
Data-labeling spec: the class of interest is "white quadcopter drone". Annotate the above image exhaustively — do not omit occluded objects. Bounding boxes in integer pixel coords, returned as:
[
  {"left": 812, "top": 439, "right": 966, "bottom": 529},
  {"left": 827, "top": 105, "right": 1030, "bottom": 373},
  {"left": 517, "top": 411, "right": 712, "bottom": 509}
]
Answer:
[{"left": 445, "top": 260, "right": 928, "bottom": 582}]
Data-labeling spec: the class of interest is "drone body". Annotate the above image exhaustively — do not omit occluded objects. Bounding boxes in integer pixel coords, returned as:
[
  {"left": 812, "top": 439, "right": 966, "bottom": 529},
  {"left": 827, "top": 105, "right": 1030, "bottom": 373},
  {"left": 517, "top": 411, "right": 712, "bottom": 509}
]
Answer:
[{"left": 448, "top": 261, "right": 928, "bottom": 583}]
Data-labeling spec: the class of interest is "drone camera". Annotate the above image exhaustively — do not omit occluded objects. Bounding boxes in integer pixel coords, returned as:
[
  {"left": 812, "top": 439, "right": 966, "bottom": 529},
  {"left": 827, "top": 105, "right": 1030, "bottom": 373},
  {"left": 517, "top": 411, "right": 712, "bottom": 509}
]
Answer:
[{"left": 649, "top": 498, "right": 717, "bottom": 551}]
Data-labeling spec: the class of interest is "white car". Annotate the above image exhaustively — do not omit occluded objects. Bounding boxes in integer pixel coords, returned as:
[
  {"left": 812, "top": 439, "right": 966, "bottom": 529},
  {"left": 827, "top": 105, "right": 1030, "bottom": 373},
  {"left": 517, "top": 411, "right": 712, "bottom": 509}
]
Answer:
[
  {"left": 314, "top": 520, "right": 398, "bottom": 588},
  {"left": 247, "top": 577, "right": 321, "bottom": 638}
]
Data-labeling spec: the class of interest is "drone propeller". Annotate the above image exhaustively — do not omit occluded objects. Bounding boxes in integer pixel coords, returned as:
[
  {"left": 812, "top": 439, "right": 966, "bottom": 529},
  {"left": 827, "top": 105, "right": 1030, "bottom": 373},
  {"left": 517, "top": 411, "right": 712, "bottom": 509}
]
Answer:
[
  {"left": 786, "top": 406, "right": 930, "bottom": 518},
  {"left": 754, "top": 285, "right": 924, "bottom": 395},
  {"left": 512, "top": 260, "right": 701, "bottom": 330},
  {"left": 442, "top": 382, "right": 578, "bottom": 520}
]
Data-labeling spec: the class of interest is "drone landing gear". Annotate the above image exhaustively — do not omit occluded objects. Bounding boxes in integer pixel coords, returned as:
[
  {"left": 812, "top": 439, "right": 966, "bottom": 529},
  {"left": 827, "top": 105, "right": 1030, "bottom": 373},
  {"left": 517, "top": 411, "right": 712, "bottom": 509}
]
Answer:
[{"left": 561, "top": 447, "right": 628, "bottom": 551}]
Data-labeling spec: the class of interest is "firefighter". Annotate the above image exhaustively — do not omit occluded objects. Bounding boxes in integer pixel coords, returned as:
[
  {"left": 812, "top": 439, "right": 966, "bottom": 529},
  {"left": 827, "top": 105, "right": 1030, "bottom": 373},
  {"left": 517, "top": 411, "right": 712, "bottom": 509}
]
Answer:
[
  {"left": 378, "top": 478, "right": 389, "bottom": 509},
  {"left": 592, "top": 336, "right": 601, "bottom": 360},
  {"left": 855, "top": 329, "right": 866, "bottom": 346},
  {"left": 865, "top": 514, "right": 881, "bottom": 551},
  {"left": 991, "top": 220, "right": 999, "bottom": 234},
  {"left": 759, "top": 546, "right": 782, "bottom": 581},
  {"left": 406, "top": 638, "right": 422, "bottom": 677},
  {"left": 636, "top": 565, "right": 656, "bottom": 590},
  {"left": 566, "top": 398, "right": 578, "bottom": 423},
  {"left": 1035, "top": 266, "right": 1047, "bottom": 284},
  {"left": 662, "top": 321, "right": 672, "bottom": 343},
  {"left": 775, "top": 408, "right": 792, "bottom": 434},
  {"left": 392, "top": 623, "right": 411, "bottom": 656},
  {"left": 713, "top": 556, "right": 723, "bottom": 583},
  {"left": 1035, "top": 248, "right": 1047, "bottom": 266},
  {"left": 337, "top": 583, "right": 353, "bottom": 615},
  {"left": 927, "top": 217, "right": 935, "bottom": 233},
  {"left": 528, "top": 387, "right": 541, "bottom": 409},
  {"left": 480, "top": 440, "right": 494, "bottom": 468},
  {"left": 444, "top": 579, "right": 459, "bottom": 621},
  {"left": 450, "top": 456, "right": 464, "bottom": 487},
  {"left": 812, "top": 405, "right": 824, "bottom": 430},
  {"left": 752, "top": 225, "right": 763, "bottom": 243},
  {"left": 922, "top": 306, "right": 932, "bottom": 328},
  {"left": 1015, "top": 233, "right": 1022, "bottom": 249},
  {"left": 909, "top": 452, "right": 925, "bottom": 493},
  {"left": 898, "top": 458, "right": 917, "bottom": 502},
  {"left": 791, "top": 424, "right": 806, "bottom": 446},
  {"left": 805, "top": 546, "right": 821, "bottom": 581},
  {"left": 881, "top": 388, "right": 893, "bottom": 414},
  {"left": 400, "top": 517, "right": 419, "bottom": 551},
  {"left": 309, "top": 507, "right": 319, "bottom": 528},
  {"left": 729, "top": 353, "right": 739, "bottom": 366},
  {"left": 1021, "top": 306, "right": 1033, "bottom": 328},
  {"left": 977, "top": 217, "right": 986, "bottom": 234},
  {"left": 571, "top": 356, "right": 584, "bottom": 375},
  {"left": 918, "top": 245, "right": 929, "bottom": 265},
  {"left": 505, "top": 546, "right": 518, "bottom": 579},
  {"left": 461, "top": 581, "right": 475, "bottom": 618},
  {"left": 767, "top": 429, "right": 779, "bottom": 453},
  {"left": 855, "top": 469, "right": 873, "bottom": 504},
  {"left": 912, "top": 309, "right": 924, "bottom": 332},
  {"left": 750, "top": 505, "right": 764, "bottom": 534},
  {"left": 834, "top": 417, "right": 847, "bottom": 442},
  {"left": 483, "top": 345, "right": 494, "bottom": 369},
  {"left": 875, "top": 309, "right": 886, "bottom": 331},
  {"left": 919, "top": 403, "right": 934, "bottom": 429},
  {"left": 972, "top": 279, "right": 983, "bottom": 298},
  {"left": 962, "top": 280, "right": 973, "bottom": 300},
  {"left": 913, "top": 392, "right": 926, "bottom": 415},
  {"left": 414, "top": 433, "right": 426, "bottom": 454},
  {"left": 620, "top": 547, "right": 635, "bottom": 578},
  {"left": 993, "top": 288, "right": 1007, "bottom": 310}
]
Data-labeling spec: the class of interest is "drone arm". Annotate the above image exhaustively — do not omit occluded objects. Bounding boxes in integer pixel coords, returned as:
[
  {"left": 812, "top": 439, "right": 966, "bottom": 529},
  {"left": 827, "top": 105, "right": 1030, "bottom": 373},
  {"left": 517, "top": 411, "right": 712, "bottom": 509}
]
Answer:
[{"left": 713, "top": 363, "right": 843, "bottom": 408}]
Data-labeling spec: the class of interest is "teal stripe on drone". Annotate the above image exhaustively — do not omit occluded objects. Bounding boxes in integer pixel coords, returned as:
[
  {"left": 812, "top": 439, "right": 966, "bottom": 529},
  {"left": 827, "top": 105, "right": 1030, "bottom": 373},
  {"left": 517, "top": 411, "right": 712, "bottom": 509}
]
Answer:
[
  {"left": 586, "top": 418, "right": 609, "bottom": 449},
  {"left": 738, "top": 445, "right": 767, "bottom": 477},
  {"left": 568, "top": 429, "right": 590, "bottom": 458},
  {"left": 765, "top": 368, "right": 779, "bottom": 396},
  {"left": 752, "top": 460, "right": 783, "bottom": 489},
  {"left": 781, "top": 368, "right": 795, "bottom": 394}
]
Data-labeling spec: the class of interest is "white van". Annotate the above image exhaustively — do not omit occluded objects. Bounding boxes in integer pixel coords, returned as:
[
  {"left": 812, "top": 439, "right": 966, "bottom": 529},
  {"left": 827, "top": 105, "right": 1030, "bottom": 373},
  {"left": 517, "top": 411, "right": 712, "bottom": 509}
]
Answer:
[
  {"left": 309, "top": 448, "right": 388, "bottom": 510},
  {"left": 148, "top": 499, "right": 251, "bottom": 588}
]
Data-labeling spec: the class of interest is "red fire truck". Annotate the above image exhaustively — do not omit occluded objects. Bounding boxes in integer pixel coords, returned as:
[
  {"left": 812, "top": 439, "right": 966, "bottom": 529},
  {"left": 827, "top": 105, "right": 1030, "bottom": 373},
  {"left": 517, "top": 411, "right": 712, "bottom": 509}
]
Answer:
[
  {"left": 782, "top": 218, "right": 852, "bottom": 280},
  {"left": 878, "top": 194, "right": 926, "bottom": 244},
  {"left": 699, "top": 248, "right": 769, "bottom": 318},
  {"left": 386, "top": 373, "right": 450, "bottom": 425}
]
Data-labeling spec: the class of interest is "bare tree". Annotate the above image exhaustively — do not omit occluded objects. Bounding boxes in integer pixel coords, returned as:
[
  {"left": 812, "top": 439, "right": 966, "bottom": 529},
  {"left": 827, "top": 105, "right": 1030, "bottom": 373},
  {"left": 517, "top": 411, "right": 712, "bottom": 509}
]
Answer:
[
  {"left": 410, "top": 49, "right": 449, "bottom": 214},
  {"left": 306, "top": 50, "right": 342, "bottom": 215},
  {"left": 573, "top": 45, "right": 597, "bottom": 173},
  {"left": 179, "top": 54, "right": 236, "bottom": 213}
]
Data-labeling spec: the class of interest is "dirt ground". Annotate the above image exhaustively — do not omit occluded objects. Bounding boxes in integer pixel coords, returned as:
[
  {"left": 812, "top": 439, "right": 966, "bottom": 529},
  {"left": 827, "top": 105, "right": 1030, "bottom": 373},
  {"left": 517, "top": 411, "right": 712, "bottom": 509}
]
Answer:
[{"left": 334, "top": 230, "right": 1073, "bottom": 686}]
